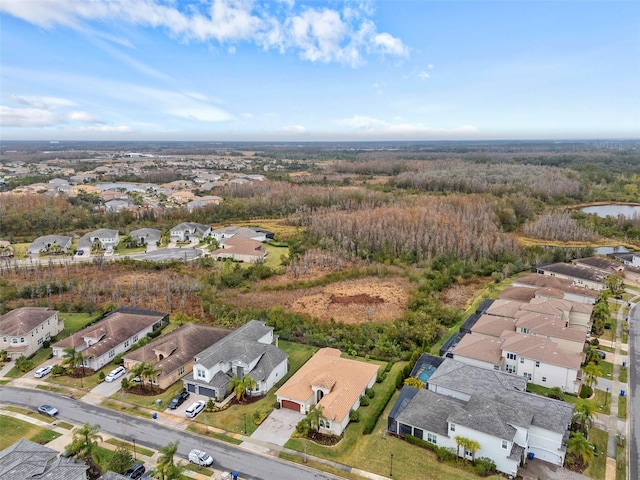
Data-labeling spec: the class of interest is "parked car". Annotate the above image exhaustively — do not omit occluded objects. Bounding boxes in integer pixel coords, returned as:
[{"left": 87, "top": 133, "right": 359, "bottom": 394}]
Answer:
[
  {"left": 76, "top": 249, "right": 84, "bottom": 256},
  {"left": 168, "top": 389, "right": 190, "bottom": 409},
  {"left": 188, "top": 449, "right": 213, "bottom": 466},
  {"left": 596, "top": 350, "right": 607, "bottom": 360},
  {"left": 38, "top": 404, "right": 58, "bottom": 417},
  {"left": 34, "top": 365, "right": 53, "bottom": 378},
  {"left": 185, "top": 400, "right": 205, "bottom": 418},
  {"left": 124, "top": 463, "right": 146, "bottom": 479},
  {"left": 105, "top": 366, "right": 126, "bottom": 382},
  {"left": 129, "top": 376, "right": 141, "bottom": 383}
]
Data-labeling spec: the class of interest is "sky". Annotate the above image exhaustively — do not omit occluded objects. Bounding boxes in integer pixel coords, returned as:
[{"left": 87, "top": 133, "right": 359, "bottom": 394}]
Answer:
[{"left": 0, "top": 0, "right": 639, "bottom": 142}]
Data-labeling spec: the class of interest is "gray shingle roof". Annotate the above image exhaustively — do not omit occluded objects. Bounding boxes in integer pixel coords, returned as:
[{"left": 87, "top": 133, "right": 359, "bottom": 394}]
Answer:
[
  {"left": 195, "top": 320, "right": 273, "bottom": 368},
  {"left": 429, "top": 358, "right": 528, "bottom": 395},
  {"left": 0, "top": 439, "right": 88, "bottom": 480},
  {"left": 0, "top": 308, "right": 58, "bottom": 336},
  {"left": 395, "top": 388, "right": 467, "bottom": 436}
]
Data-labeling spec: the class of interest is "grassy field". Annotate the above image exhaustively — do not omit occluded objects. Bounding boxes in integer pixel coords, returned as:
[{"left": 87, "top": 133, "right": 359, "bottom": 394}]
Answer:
[
  {"left": 617, "top": 441, "right": 627, "bottom": 480},
  {"left": 0, "top": 414, "right": 58, "bottom": 450},
  {"left": 619, "top": 366, "right": 628, "bottom": 384},
  {"left": 618, "top": 395, "right": 627, "bottom": 419},
  {"left": 4, "top": 347, "right": 52, "bottom": 377},
  {"left": 105, "top": 438, "right": 155, "bottom": 457},
  {"left": 114, "top": 381, "right": 185, "bottom": 412},
  {"left": 60, "top": 312, "right": 101, "bottom": 336},
  {"left": 597, "top": 361, "right": 614, "bottom": 380},
  {"left": 263, "top": 243, "right": 289, "bottom": 268},
  {"left": 1, "top": 405, "right": 57, "bottom": 423},
  {"left": 583, "top": 427, "right": 608, "bottom": 480}
]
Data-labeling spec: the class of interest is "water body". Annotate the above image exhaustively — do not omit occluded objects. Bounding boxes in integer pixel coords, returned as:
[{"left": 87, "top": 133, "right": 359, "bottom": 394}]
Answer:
[
  {"left": 581, "top": 204, "right": 640, "bottom": 218},
  {"left": 593, "top": 246, "right": 631, "bottom": 255}
]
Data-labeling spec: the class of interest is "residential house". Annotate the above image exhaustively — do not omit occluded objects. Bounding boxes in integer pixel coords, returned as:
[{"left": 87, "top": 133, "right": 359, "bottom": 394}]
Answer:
[
  {"left": 388, "top": 358, "right": 573, "bottom": 476},
  {"left": 183, "top": 320, "right": 288, "bottom": 400},
  {"left": 123, "top": 323, "right": 230, "bottom": 390},
  {"left": 512, "top": 274, "right": 599, "bottom": 304},
  {"left": 104, "top": 198, "right": 136, "bottom": 213},
  {"left": 211, "top": 238, "right": 267, "bottom": 263},
  {"left": 276, "top": 348, "right": 380, "bottom": 436},
  {"left": 210, "top": 226, "right": 272, "bottom": 243},
  {"left": 186, "top": 195, "right": 223, "bottom": 212},
  {"left": 27, "top": 235, "right": 72, "bottom": 255},
  {"left": 129, "top": 228, "right": 162, "bottom": 247},
  {"left": 170, "top": 222, "right": 211, "bottom": 243},
  {"left": 168, "top": 190, "right": 195, "bottom": 204},
  {"left": 535, "top": 263, "right": 607, "bottom": 290},
  {"left": 52, "top": 307, "right": 167, "bottom": 371},
  {"left": 0, "top": 439, "right": 88, "bottom": 480},
  {"left": 573, "top": 256, "right": 640, "bottom": 287},
  {"left": 77, "top": 229, "right": 120, "bottom": 251},
  {"left": 0, "top": 240, "right": 13, "bottom": 258},
  {"left": 0, "top": 308, "right": 64, "bottom": 360}
]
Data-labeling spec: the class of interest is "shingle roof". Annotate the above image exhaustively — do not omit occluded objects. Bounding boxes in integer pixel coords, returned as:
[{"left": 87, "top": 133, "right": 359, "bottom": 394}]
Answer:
[
  {"left": 212, "top": 238, "right": 265, "bottom": 257},
  {"left": 276, "top": 348, "right": 380, "bottom": 423},
  {"left": 0, "top": 439, "right": 89, "bottom": 480},
  {"left": 448, "top": 394, "right": 523, "bottom": 441},
  {"left": 514, "top": 274, "right": 599, "bottom": 298},
  {"left": 537, "top": 263, "right": 606, "bottom": 283},
  {"left": 195, "top": 320, "right": 273, "bottom": 368},
  {"left": 501, "top": 333, "right": 583, "bottom": 369},
  {"left": 429, "top": 358, "right": 527, "bottom": 395},
  {"left": 470, "top": 314, "right": 516, "bottom": 338},
  {"left": 395, "top": 388, "right": 467, "bottom": 436},
  {"left": 124, "top": 323, "right": 230, "bottom": 377},
  {"left": 0, "top": 308, "right": 58, "bottom": 336},
  {"left": 485, "top": 299, "right": 528, "bottom": 319},
  {"left": 171, "top": 222, "right": 210, "bottom": 236},
  {"left": 500, "top": 286, "right": 537, "bottom": 302},
  {"left": 128, "top": 228, "right": 162, "bottom": 243},
  {"left": 452, "top": 334, "right": 503, "bottom": 365},
  {"left": 53, "top": 307, "right": 166, "bottom": 359},
  {"left": 514, "top": 312, "right": 587, "bottom": 343},
  {"left": 27, "top": 235, "right": 72, "bottom": 253}
]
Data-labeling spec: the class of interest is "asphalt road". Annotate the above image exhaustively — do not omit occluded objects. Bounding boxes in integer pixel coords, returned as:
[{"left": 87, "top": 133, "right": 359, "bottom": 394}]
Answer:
[
  {"left": 0, "top": 386, "right": 344, "bottom": 480},
  {"left": 629, "top": 303, "right": 639, "bottom": 480}
]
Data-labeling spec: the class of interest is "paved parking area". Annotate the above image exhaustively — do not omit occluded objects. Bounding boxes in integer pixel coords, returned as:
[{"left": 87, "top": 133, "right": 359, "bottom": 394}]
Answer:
[
  {"left": 248, "top": 408, "right": 303, "bottom": 446},
  {"left": 163, "top": 393, "right": 210, "bottom": 418},
  {"left": 133, "top": 248, "right": 203, "bottom": 262},
  {"left": 520, "top": 459, "right": 590, "bottom": 480}
]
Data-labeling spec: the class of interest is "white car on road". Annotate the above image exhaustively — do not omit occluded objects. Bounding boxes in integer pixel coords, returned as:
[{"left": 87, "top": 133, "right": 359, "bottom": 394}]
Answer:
[{"left": 188, "top": 449, "right": 213, "bottom": 466}]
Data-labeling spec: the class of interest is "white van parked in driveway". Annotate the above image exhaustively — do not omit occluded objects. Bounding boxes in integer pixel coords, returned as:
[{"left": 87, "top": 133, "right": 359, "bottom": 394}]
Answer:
[{"left": 105, "top": 366, "right": 126, "bottom": 382}]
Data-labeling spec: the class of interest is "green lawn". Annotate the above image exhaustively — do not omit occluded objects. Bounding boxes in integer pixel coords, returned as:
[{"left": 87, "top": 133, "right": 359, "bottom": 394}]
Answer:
[
  {"left": 617, "top": 442, "right": 627, "bottom": 480},
  {"left": 5, "top": 347, "right": 53, "bottom": 377},
  {"left": 0, "top": 414, "right": 53, "bottom": 449},
  {"left": 619, "top": 366, "right": 628, "bottom": 384},
  {"left": 618, "top": 395, "right": 627, "bottom": 419},
  {"left": 263, "top": 243, "right": 289, "bottom": 268},
  {"left": 583, "top": 427, "right": 608, "bottom": 480},
  {"left": 1, "top": 405, "right": 57, "bottom": 423},
  {"left": 525, "top": 384, "right": 610, "bottom": 414},
  {"left": 48, "top": 364, "right": 114, "bottom": 391},
  {"left": 105, "top": 438, "right": 154, "bottom": 457},
  {"left": 59, "top": 312, "right": 101, "bottom": 337},
  {"left": 114, "top": 381, "right": 185, "bottom": 412},
  {"left": 597, "top": 361, "right": 614, "bottom": 380}
]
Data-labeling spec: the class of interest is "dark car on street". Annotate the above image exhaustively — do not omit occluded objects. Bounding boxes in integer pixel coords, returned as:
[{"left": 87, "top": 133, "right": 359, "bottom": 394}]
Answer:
[
  {"left": 168, "top": 389, "right": 190, "bottom": 409},
  {"left": 124, "top": 463, "right": 146, "bottom": 479}
]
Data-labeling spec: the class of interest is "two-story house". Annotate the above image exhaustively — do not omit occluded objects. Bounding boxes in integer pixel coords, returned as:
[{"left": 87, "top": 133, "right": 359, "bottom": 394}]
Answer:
[
  {"left": 0, "top": 308, "right": 64, "bottom": 360},
  {"left": 169, "top": 222, "right": 212, "bottom": 243},
  {"left": 183, "top": 320, "right": 288, "bottom": 400},
  {"left": 77, "top": 228, "right": 120, "bottom": 251}
]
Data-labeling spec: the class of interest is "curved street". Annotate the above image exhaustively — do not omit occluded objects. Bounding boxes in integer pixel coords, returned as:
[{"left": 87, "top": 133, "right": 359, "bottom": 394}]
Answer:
[{"left": 0, "top": 386, "right": 344, "bottom": 480}]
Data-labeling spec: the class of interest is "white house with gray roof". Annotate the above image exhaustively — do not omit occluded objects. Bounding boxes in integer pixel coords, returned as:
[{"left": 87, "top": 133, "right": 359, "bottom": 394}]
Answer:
[
  {"left": 182, "top": 320, "right": 288, "bottom": 400},
  {"left": 170, "top": 222, "right": 211, "bottom": 242},
  {"left": 210, "top": 226, "right": 270, "bottom": 243},
  {"left": 77, "top": 229, "right": 120, "bottom": 250},
  {"left": 129, "top": 228, "right": 162, "bottom": 247},
  {"left": 27, "top": 235, "right": 72, "bottom": 255},
  {"left": 388, "top": 358, "right": 573, "bottom": 476}
]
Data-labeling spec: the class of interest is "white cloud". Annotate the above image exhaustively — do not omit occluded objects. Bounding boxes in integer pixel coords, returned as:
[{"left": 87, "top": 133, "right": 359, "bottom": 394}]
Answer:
[
  {"left": 0, "top": 106, "right": 61, "bottom": 127},
  {"left": 71, "top": 124, "right": 132, "bottom": 133},
  {"left": 68, "top": 111, "right": 101, "bottom": 123},
  {"left": 8, "top": 94, "right": 77, "bottom": 110},
  {"left": 335, "top": 115, "right": 477, "bottom": 137},
  {"left": 0, "top": 0, "right": 408, "bottom": 66},
  {"left": 418, "top": 71, "right": 430, "bottom": 80},
  {"left": 282, "top": 124, "right": 306, "bottom": 132},
  {"left": 428, "top": 63, "right": 434, "bottom": 69},
  {"left": 169, "top": 105, "right": 232, "bottom": 122}
]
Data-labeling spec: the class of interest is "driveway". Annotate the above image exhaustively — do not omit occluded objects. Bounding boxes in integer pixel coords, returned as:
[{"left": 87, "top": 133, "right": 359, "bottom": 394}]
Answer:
[
  {"left": 91, "top": 376, "right": 125, "bottom": 397},
  {"left": 520, "top": 458, "right": 589, "bottom": 480},
  {"left": 163, "top": 393, "right": 209, "bottom": 419},
  {"left": 247, "top": 408, "right": 303, "bottom": 446}
]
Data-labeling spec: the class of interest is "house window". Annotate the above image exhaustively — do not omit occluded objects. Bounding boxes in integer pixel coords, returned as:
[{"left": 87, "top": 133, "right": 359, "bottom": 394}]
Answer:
[
  {"left": 45, "top": 333, "right": 50, "bottom": 340},
  {"left": 2, "top": 336, "right": 6, "bottom": 343},
  {"left": 520, "top": 358, "right": 525, "bottom": 364},
  {"left": 450, "top": 423, "right": 456, "bottom": 432},
  {"left": 521, "top": 328, "right": 529, "bottom": 334},
  {"left": 427, "top": 433, "right": 437, "bottom": 444},
  {"left": 12, "top": 338, "right": 18, "bottom": 344},
  {"left": 48, "top": 320, "right": 50, "bottom": 325},
  {"left": 133, "top": 335, "right": 139, "bottom": 342},
  {"left": 542, "top": 377, "right": 547, "bottom": 382},
  {"left": 506, "top": 365, "right": 516, "bottom": 374},
  {"left": 494, "top": 365, "right": 500, "bottom": 370},
  {"left": 535, "top": 361, "right": 540, "bottom": 367},
  {"left": 38, "top": 338, "right": 43, "bottom": 345},
  {"left": 502, "top": 440, "right": 508, "bottom": 449},
  {"left": 109, "top": 349, "right": 115, "bottom": 358},
  {"left": 178, "top": 366, "right": 184, "bottom": 375},
  {"left": 20, "top": 337, "right": 24, "bottom": 343},
  {"left": 523, "top": 373, "right": 532, "bottom": 381},
  {"left": 124, "top": 340, "right": 130, "bottom": 348},
  {"left": 197, "top": 369, "right": 206, "bottom": 379},
  {"left": 325, "top": 420, "right": 331, "bottom": 429},
  {"left": 506, "top": 353, "right": 516, "bottom": 360}
]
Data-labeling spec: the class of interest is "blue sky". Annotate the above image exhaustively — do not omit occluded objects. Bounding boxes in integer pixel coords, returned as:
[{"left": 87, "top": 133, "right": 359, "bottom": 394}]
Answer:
[{"left": 1, "top": 0, "right": 638, "bottom": 141}]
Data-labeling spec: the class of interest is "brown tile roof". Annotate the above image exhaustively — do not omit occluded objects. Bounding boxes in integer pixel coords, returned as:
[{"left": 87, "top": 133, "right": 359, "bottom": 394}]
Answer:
[
  {"left": 500, "top": 287, "right": 537, "bottom": 302},
  {"left": 276, "top": 348, "right": 379, "bottom": 423},
  {"left": 53, "top": 308, "right": 166, "bottom": 359},
  {"left": 0, "top": 308, "right": 58, "bottom": 336},
  {"left": 452, "top": 335, "right": 502, "bottom": 365},
  {"left": 514, "top": 312, "right": 587, "bottom": 343},
  {"left": 485, "top": 299, "right": 528, "bottom": 319},
  {"left": 501, "top": 333, "right": 583, "bottom": 369},
  {"left": 471, "top": 314, "right": 516, "bottom": 338},
  {"left": 514, "top": 274, "right": 599, "bottom": 298},
  {"left": 124, "top": 323, "right": 230, "bottom": 377},
  {"left": 213, "top": 237, "right": 265, "bottom": 257}
]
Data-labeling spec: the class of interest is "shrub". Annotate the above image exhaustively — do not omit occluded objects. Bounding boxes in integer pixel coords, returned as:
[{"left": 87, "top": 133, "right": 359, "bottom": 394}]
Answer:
[
  {"left": 51, "top": 364, "right": 66, "bottom": 376},
  {"left": 360, "top": 396, "right": 370, "bottom": 407},
  {"left": 98, "top": 371, "right": 106, "bottom": 381},
  {"left": 579, "top": 385, "right": 593, "bottom": 398},
  {"left": 376, "top": 372, "right": 387, "bottom": 383},
  {"left": 42, "top": 340, "right": 50, "bottom": 349},
  {"left": 436, "top": 447, "right": 457, "bottom": 462},
  {"left": 474, "top": 457, "right": 497, "bottom": 476},
  {"left": 366, "top": 388, "right": 375, "bottom": 399},
  {"left": 273, "top": 401, "right": 281, "bottom": 409},
  {"left": 406, "top": 434, "right": 437, "bottom": 452},
  {"left": 363, "top": 380, "right": 396, "bottom": 435},
  {"left": 349, "top": 410, "right": 360, "bottom": 422}
]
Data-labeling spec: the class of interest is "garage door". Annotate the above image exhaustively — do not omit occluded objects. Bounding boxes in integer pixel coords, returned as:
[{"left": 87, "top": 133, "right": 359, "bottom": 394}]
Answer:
[{"left": 281, "top": 400, "right": 300, "bottom": 411}]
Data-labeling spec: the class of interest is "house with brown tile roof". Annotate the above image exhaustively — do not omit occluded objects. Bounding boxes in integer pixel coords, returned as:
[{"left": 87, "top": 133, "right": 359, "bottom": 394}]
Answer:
[
  {"left": 499, "top": 286, "right": 537, "bottom": 303},
  {"left": 452, "top": 334, "right": 503, "bottom": 369},
  {"left": 485, "top": 299, "right": 528, "bottom": 319},
  {"left": 470, "top": 315, "right": 516, "bottom": 339},
  {"left": 276, "top": 348, "right": 380, "bottom": 436},
  {"left": 519, "top": 297, "right": 593, "bottom": 332},
  {"left": 513, "top": 274, "right": 598, "bottom": 304},
  {"left": 535, "top": 262, "right": 607, "bottom": 290},
  {"left": 123, "top": 323, "right": 230, "bottom": 390},
  {"left": 211, "top": 237, "right": 266, "bottom": 263},
  {"left": 52, "top": 307, "right": 167, "bottom": 371},
  {"left": 514, "top": 312, "right": 587, "bottom": 351},
  {"left": 0, "top": 308, "right": 63, "bottom": 360}
]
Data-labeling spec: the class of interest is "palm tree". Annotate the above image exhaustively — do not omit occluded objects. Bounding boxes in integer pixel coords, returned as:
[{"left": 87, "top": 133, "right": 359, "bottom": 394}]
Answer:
[
  {"left": 573, "top": 400, "right": 597, "bottom": 435},
  {"left": 566, "top": 431, "right": 594, "bottom": 467},
  {"left": 466, "top": 439, "right": 481, "bottom": 464},
  {"left": 243, "top": 375, "right": 257, "bottom": 398},
  {"left": 62, "top": 347, "right": 86, "bottom": 377},
  {"left": 454, "top": 436, "right": 466, "bottom": 462},
  {"left": 229, "top": 376, "right": 247, "bottom": 402},
  {"left": 157, "top": 441, "right": 179, "bottom": 480},
  {"left": 70, "top": 423, "right": 103, "bottom": 460},
  {"left": 307, "top": 404, "right": 325, "bottom": 433},
  {"left": 582, "top": 362, "right": 602, "bottom": 389},
  {"left": 141, "top": 362, "right": 161, "bottom": 391}
]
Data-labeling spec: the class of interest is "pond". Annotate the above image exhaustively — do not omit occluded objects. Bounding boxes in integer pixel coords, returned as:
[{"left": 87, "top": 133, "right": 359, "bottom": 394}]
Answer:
[
  {"left": 593, "top": 246, "right": 631, "bottom": 255},
  {"left": 581, "top": 204, "right": 640, "bottom": 218}
]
